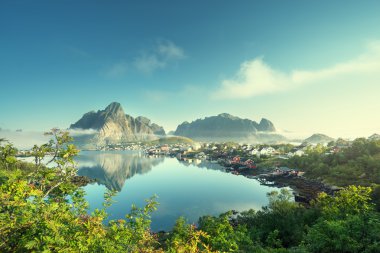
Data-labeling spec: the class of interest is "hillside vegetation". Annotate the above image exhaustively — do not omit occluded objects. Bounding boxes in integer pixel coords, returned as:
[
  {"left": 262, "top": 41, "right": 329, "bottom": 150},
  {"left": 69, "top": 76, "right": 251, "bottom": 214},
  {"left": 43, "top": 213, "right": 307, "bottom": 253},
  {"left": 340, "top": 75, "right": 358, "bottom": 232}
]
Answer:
[
  {"left": 145, "top": 136, "right": 195, "bottom": 145},
  {"left": 285, "top": 138, "right": 380, "bottom": 186},
  {"left": 0, "top": 131, "right": 379, "bottom": 252}
]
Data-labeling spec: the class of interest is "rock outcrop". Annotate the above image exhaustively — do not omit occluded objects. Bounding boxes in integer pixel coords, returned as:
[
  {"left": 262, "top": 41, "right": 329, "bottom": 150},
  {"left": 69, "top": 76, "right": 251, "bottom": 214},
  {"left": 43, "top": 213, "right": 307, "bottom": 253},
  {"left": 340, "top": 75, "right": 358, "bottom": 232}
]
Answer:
[{"left": 70, "top": 102, "right": 165, "bottom": 147}]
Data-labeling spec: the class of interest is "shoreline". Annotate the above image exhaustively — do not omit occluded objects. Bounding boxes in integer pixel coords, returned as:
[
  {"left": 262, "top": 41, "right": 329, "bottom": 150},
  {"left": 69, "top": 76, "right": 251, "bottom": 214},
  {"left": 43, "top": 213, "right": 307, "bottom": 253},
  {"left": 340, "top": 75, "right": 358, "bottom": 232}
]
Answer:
[
  {"left": 19, "top": 149, "right": 338, "bottom": 205},
  {"left": 77, "top": 149, "right": 338, "bottom": 204}
]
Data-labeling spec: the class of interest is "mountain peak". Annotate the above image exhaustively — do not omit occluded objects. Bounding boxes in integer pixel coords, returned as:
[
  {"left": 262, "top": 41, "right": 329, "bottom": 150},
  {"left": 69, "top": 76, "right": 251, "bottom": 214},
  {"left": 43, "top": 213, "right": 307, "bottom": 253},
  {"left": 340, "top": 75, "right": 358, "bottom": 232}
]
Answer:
[
  {"left": 174, "top": 113, "right": 278, "bottom": 142},
  {"left": 105, "top": 102, "right": 123, "bottom": 114},
  {"left": 259, "top": 118, "right": 276, "bottom": 132},
  {"left": 218, "top": 113, "right": 239, "bottom": 120},
  {"left": 69, "top": 103, "right": 166, "bottom": 146}
]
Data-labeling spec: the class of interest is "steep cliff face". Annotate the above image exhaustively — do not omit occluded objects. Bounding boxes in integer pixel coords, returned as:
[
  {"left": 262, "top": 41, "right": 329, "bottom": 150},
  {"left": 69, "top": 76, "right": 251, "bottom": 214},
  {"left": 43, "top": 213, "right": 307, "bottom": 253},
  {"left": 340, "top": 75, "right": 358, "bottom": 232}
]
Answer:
[
  {"left": 258, "top": 118, "right": 276, "bottom": 132},
  {"left": 135, "top": 116, "right": 166, "bottom": 136},
  {"left": 174, "top": 113, "right": 279, "bottom": 142},
  {"left": 70, "top": 102, "right": 165, "bottom": 146}
]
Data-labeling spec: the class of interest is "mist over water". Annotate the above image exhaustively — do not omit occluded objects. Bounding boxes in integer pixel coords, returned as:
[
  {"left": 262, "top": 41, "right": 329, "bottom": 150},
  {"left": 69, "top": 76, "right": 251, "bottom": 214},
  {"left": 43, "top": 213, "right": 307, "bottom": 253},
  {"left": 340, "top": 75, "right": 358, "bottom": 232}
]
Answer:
[{"left": 0, "top": 130, "right": 50, "bottom": 149}]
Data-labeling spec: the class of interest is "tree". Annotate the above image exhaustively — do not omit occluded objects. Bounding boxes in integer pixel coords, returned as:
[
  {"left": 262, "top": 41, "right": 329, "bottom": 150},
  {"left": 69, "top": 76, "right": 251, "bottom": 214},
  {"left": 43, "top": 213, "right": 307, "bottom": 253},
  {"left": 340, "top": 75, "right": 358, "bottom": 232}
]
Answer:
[
  {"left": 166, "top": 216, "right": 212, "bottom": 253},
  {"left": 315, "top": 185, "right": 374, "bottom": 218},
  {"left": 198, "top": 211, "right": 255, "bottom": 252},
  {"left": 305, "top": 186, "right": 380, "bottom": 252},
  {"left": 0, "top": 130, "right": 164, "bottom": 252},
  {"left": 28, "top": 128, "right": 79, "bottom": 198},
  {"left": 0, "top": 141, "right": 18, "bottom": 170},
  {"left": 259, "top": 189, "right": 312, "bottom": 248}
]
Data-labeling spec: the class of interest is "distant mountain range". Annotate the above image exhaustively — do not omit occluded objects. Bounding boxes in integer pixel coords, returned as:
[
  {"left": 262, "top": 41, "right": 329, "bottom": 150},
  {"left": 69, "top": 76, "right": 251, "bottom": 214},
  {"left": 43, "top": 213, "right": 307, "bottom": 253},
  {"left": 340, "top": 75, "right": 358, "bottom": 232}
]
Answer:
[
  {"left": 70, "top": 102, "right": 165, "bottom": 148},
  {"left": 70, "top": 102, "right": 286, "bottom": 145},
  {"left": 174, "top": 113, "right": 286, "bottom": 143},
  {"left": 70, "top": 102, "right": 360, "bottom": 146}
]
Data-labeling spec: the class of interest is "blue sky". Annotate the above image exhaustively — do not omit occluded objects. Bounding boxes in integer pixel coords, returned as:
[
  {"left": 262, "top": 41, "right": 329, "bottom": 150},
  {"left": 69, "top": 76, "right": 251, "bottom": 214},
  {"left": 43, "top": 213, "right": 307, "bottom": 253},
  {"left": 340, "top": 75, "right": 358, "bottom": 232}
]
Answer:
[{"left": 1, "top": 0, "right": 380, "bottom": 138}]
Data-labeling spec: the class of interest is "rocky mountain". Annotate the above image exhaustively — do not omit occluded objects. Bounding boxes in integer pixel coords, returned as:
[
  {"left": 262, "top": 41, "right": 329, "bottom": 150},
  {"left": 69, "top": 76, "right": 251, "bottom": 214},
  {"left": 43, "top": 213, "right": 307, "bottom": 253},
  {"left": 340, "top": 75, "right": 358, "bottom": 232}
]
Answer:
[
  {"left": 70, "top": 102, "right": 165, "bottom": 147},
  {"left": 304, "top": 133, "right": 334, "bottom": 144},
  {"left": 174, "top": 113, "right": 283, "bottom": 143},
  {"left": 135, "top": 116, "right": 166, "bottom": 136}
]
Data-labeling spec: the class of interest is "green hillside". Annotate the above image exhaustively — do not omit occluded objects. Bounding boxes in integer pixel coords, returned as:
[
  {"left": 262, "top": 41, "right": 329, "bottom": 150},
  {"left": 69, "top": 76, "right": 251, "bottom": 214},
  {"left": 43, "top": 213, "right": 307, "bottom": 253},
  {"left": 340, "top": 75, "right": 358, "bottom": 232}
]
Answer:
[{"left": 146, "top": 136, "right": 194, "bottom": 145}]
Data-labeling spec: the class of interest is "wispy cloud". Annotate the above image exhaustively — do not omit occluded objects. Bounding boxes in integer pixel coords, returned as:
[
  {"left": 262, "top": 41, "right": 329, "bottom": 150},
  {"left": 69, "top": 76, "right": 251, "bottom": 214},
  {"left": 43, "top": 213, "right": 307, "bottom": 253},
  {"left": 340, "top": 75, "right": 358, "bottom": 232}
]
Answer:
[
  {"left": 135, "top": 55, "right": 166, "bottom": 74},
  {"left": 134, "top": 40, "right": 185, "bottom": 74},
  {"left": 104, "top": 62, "right": 128, "bottom": 78},
  {"left": 157, "top": 40, "right": 185, "bottom": 59},
  {"left": 213, "top": 41, "right": 380, "bottom": 99}
]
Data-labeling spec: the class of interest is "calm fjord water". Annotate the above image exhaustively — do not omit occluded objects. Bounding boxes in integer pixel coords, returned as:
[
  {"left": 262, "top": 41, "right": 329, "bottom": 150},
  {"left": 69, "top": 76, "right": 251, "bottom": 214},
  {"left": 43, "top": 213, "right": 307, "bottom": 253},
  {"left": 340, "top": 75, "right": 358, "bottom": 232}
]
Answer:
[{"left": 76, "top": 150, "right": 285, "bottom": 231}]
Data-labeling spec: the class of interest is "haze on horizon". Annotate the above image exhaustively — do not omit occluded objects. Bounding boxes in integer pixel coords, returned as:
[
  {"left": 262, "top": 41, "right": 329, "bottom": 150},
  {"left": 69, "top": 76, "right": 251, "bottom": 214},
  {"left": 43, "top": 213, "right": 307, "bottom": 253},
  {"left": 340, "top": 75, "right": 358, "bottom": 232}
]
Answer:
[{"left": 1, "top": 0, "right": 380, "bottom": 139}]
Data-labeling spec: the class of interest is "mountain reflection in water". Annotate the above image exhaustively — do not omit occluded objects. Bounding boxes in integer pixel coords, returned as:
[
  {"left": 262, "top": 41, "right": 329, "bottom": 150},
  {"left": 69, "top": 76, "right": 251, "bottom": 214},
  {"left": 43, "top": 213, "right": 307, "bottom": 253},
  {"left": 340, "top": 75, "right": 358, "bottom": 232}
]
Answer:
[
  {"left": 75, "top": 150, "right": 287, "bottom": 231},
  {"left": 77, "top": 151, "right": 164, "bottom": 191}
]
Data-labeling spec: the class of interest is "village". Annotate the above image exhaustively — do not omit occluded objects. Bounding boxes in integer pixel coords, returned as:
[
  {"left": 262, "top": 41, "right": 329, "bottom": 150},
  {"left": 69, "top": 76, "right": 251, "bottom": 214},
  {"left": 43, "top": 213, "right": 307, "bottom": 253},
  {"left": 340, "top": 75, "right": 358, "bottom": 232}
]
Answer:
[
  {"left": 140, "top": 140, "right": 352, "bottom": 203},
  {"left": 15, "top": 138, "right": 350, "bottom": 203},
  {"left": 17, "top": 138, "right": 351, "bottom": 182},
  {"left": 94, "top": 140, "right": 350, "bottom": 181}
]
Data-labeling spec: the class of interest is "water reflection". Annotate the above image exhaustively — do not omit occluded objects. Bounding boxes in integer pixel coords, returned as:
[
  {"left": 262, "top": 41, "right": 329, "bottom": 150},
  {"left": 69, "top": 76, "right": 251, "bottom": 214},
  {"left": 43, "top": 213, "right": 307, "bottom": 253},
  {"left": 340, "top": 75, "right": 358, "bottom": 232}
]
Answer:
[
  {"left": 77, "top": 151, "right": 164, "bottom": 191},
  {"left": 76, "top": 151, "right": 288, "bottom": 231},
  {"left": 178, "top": 158, "right": 226, "bottom": 171}
]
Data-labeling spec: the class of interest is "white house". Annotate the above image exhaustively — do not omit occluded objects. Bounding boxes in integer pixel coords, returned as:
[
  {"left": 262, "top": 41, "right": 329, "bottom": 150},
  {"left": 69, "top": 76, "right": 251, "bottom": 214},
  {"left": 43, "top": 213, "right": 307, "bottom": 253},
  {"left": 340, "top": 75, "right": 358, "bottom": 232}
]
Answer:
[
  {"left": 181, "top": 146, "right": 192, "bottom": 152},
  {"left": 192, "top": 142, "right": 202, "bottom": 151},
  {"left": 250, "top": 148, "right": 259, "bottom": 155},
  {"left": 259, "top": 147, "right": 276, "bottom": 156},
  {"left": 294, "top": 150, "right": 305, "bottom": 156}
]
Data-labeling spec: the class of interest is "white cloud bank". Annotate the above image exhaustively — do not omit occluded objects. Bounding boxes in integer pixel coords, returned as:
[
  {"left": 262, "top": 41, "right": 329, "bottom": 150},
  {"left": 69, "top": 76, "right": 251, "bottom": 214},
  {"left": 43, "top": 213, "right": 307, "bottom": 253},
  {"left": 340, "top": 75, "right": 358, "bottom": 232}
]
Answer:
[
  {"left": 68, "top": 128, "right": 98, "bottom": 136},
  {"left": 214, "top": 41, "right": 380, "bottom": 99},
  {"left": 134, "top": 40, "right": 185, "bottom": 74},
  {"left": 0, "top": 130, "right": 50, "bottom": 150}
]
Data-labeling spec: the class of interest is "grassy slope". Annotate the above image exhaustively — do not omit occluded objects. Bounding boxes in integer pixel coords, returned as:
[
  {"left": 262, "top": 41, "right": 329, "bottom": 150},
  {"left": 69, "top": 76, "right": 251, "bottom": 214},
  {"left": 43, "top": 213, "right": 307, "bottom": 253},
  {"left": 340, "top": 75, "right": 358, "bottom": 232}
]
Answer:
[{"left": 145, "top": 136, "right": 194, "bottom": 145}]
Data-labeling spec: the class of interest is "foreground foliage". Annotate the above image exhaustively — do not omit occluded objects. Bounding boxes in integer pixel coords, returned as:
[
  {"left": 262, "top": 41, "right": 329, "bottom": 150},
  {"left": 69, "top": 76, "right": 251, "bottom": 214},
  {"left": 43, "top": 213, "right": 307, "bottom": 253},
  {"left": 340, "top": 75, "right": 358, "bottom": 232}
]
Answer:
[
  {"left": 0, "top": 132, "right": 379, "bottom": 252},
  {"left": 285, "top": 138, "right": 380, "bottom": 186}
]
